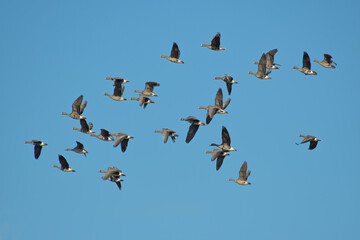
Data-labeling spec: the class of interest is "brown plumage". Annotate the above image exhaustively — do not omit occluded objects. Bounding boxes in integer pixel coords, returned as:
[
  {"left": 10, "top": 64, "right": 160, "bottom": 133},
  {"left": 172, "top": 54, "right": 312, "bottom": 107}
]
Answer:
[
  {"left": 160, "top": 42, "right": 184, "bottom": 64},
  {"left": 248, "top": 54, "right": 271, "bottom": 79},
  {"left": 293, "top": 51, "right": 317, "bottom": 75},
  {"left": 313, "top": 54, "right": 336, "bottom": 69},
  {"left": 200, "top": 32, "right": 225, "bottom": 51}
]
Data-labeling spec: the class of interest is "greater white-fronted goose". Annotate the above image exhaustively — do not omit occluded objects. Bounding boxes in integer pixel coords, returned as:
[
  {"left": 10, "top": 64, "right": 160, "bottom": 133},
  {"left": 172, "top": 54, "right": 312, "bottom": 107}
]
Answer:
[
  {"left": 205, "top": 149, "right": 230, "bottom": 171},
  {"left": 90, "top": 129, "right": 114, "bottom": 141},
  {"left": 104, "top": 77, "right": 129, "bottom": 84},
  {"left": 53, "top": 155, "right": 75, "bottom": 172},
  {"left": 201, "top": 32, "right": 225, "bottom": 51},
  {"left": 179, "top": 116, "right": 205, "bottom": 143},
  {"left": 110, "top": 133, "right": 134, "bottom": 152},
  {"left": 161, "top": 42, "right": 184, "bottom": 64},
  {"left": 104, "top": 79, "right": 127, "bottom": 101},
  {"left": 65, "top": 141, "right": 88, "bottom": 156},
  {"left": 296, "top": 134, "right": 321, "bottom": 150},
  {"left": 248, "top": 53, "right": 271, "bottom": 79},
  {"left": 24, "top": 140, "right": 47, "bottom": 159},
  {"left": 198, "top": 88, "right": 230, "bottom": 124},
  {"left": 130, "top": 94, "right": 155, "bottom": 109},
  {"left": 99, "top": 167, "right": 125, "bottom": 190},
  {"left": 154, "top": 128, "right": 179, "bottom": 143},
  {"left": 134, "top": 81, "right": 160, "bottom": 97},
  {"left": 210, "top": 126, "right": 237, "bottom": 152},
  {"left": 229, "top": 161, "right": 251, "bottom": 185},
  {"left": 313, "top": 54, "right": 337, "bottom": 69},
  {"left": 254, "top": 49, "right": 280, "bottom": 69},
  {"left": 214, "top": 74, "right": 238, "bottom": 95},
  {"left": 72, "top": 119, "right": 95, "bottom": 134},
  {"left": 293, "top": 51, "right": 317, "bottom": 75},
  {"left": 61, "top": 95, "right": 87, "bottom": 119}
]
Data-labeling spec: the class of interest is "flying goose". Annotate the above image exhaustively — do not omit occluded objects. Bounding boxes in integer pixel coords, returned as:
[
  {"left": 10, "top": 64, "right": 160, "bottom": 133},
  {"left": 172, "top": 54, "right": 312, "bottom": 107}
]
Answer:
[
  {"left": 179, "top": 116, "right": 205, "bottom": 143},
  {"left": 130, "top": 94, "right": 155, "bottom": 109},
  {"left": 205, "top": 149, "right": 230, "bottom": 171},
  {"left": 201, "top": 32, "right": 225, "bottom": 51},
  {"left": 110, "top": 133, "right": 134, "bottom": 152},
  {"left": 214, "top": 74, "right": 238, "bottom": 95},
  {"left": 293, "top": 51, "right": 317, "bottom": 75},
  {"left": 248, "top": 53, "right": 271, "bottom": 79},
  {"left": 53, "top": 155, "right": 75, "bottom": 172},
  {"left": 153, "top": 128, "right": 179, "bottom": 143},
  {"left": 313, "top": 54, "right": 337, "bottom": 69},
  {"left": 90, "top": 129, "right": 114, "bottom": 141},
  {"left": 254, "top": 49, "right": 280, "bottom": 69},
  {"left": 72, "top": 119, "right": 95, "bottom": 134},
  {"left": 24, "top": 140, "right": 47, "bottom": 159},
  {"left": 198, "top": 88, "right": 230, "bottom": 124},
  {"left": 134, "top": 81, "right": 160, "bottom": 97},
  {"left": 229, "top": 161, "right": 251, "bottom": 185},
  {"left": 65, "top": 141, "right": 88, "bottom": 156},
  {"left": 61, "top": 95, "right": 87, "bottom": 119},
  {"left": 161, "top": 42, "right": 184, "bottom": 64},
  {"left": 104, "top": 79, "right": 127, "bottom": 101},
  {"left": 296, "top": 134, "right": 321, "bottom": 150},
  {"left": 99, "top": 167, "right": 125, "bottom": 190},
  {"left": 210, "top": 126, "right": 236, "bottom": 152}
]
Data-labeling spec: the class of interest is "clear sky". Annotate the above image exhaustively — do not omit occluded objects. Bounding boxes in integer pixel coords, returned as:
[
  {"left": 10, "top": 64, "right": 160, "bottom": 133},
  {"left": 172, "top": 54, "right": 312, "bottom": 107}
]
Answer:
[{"left": 1, "top": 0, "right": 360, "bottom": 239}]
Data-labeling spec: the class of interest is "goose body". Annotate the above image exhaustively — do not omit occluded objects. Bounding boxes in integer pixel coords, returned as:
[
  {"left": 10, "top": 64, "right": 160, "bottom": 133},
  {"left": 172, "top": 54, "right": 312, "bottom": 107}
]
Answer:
[
  {"left": 201, "top": 32, "right": 225, "bottom": 51},
  {"left": 253, "top": 49, "right": 280, "bottom": 69},
  {"left": 134, "top": 81, "right": 160, "bottom": 97},
  {"left": 293, "top": 51, "right": 317, "bottom": 75},
  {"left": 53, "top": 155, "right": 75, "bottom": 172},
  {"left": 205, "top": 149, "right": 230, "bottom": 170},
  {"left": 110, "top": 133, "right": 134, "bottom": 152},
  {"left": 61, "top": 95, "right": 87, "bottom": 119},
  {"left": 229, "top": 161, "right": 251, "bottom": 185},
  {"left": 249, "top": 53, "right": 272, "bottom": 79},
  {"left": 105, "top": 79, "right": 127, "bottom": 101},
  {"left": 24, "top": 140, "right": 47, "bottom": 159},
  {"left": 214, "top": 74, "right": 238, "bottom": 95},
  {"left": 90, "top": 129, "right": 114, "bottom": 141},
  {"left": 154, "top": 128, "right": 178, "bottom": 143},
  {"left": 65, "top": 141, "right": 88, "bottom": 156},
  {"left": 210, "top": 126, "right": 236, "bottom": 152},
  {"left": 99, "top": 167, "right": 125, "bottom": 190},
  {"left": 72, "top": 119, "right": 95, "bottom": 134},
  {"left": 161, "top": 42, "right": 184, "bottom": 64},
  {"left": 313, "top": 54, "right": 336, "bottom": 69},
  {"left": 297, "top": 134, "right": 321, "bottom": 150},
  {"left": 198, "top": 88, "right": 230, "bottom": 124},
  {"left": 104, "top": 77, "right": 129, "bottom": 84},
  {"left": 180, "top": 116, "right": 205, "bottom": 143},
  {"left": 130, "top": 94, "right": 155, "bottom": 108}
]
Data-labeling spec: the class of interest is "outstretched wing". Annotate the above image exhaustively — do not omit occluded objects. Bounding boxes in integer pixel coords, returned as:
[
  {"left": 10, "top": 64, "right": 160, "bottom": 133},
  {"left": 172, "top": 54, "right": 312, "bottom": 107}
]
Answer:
[
  {"left": 59, "top": 155, "right": 70, "bottom": 169},
  {"left": 238, "top": 161, "right": 248, "bottom": 180},
  {"left": 34, "top": 144, "right": 42, "bottom": 159},
  {"left": 303, "top": 51, "right": 311, "bottom": 69},
  {"left": 215, "top": 88, "right": 223, "bottom": 108},
  {"left": 121, "top": 138, "right": 129, "bottom": 152},
  {"left": 211, "top": 32, "right": 221, "bottom": 48},
  {"left": 170, "top": 42, "right": 180, "bottom": 59},
  {"left": 72, "top": 95, "right": 83, "bottom": 114},
  {"left": 186, "top": 124, "right": 199, "bottom": 143},
  {"left": 258, "top": 54, "right": 267, "bottom": 74},
  {"left": 221, "top": 126, "right": 231, "bottom": 145},
  {"left": 309, "top": 141, "right": 318, "bottom": 150}
]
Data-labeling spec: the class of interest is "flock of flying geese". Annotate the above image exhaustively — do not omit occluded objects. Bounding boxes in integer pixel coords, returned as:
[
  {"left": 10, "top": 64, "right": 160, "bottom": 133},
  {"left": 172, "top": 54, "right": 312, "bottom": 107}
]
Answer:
[{"left": 25, "top": 32, "right": 336, "bottom": 190}]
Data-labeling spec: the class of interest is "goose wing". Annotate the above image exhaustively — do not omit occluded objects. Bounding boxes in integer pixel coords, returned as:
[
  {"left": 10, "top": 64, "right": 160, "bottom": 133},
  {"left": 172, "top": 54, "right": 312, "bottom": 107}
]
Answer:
[
  {"left": 80, "top": 119, "right": 90, "bottom": 131},
  {"left": 145, "top": 81, "right": 160, "bottom": 92},
  {"left": 303, "top": 51, "right": 311, "bottom": 69},
  {"left": 72, "top": 95, "right": 83, "bottom": 114},
  {"left": 186, "top": 124, "right": 199, "bottom": 143},
  {"left": 58, "top": 155, "right": 70, "bottom": 169},
  {"left": 238, "top": 161, "right": 248, "bottom": 180},
  {"left": 309, "top": 141, "right": 318, "bottom": 150},
  {"left": 215, "top": 88, "right": 223, "bottom": 108},
  {"left": 221, "top": 126, "right": 231, "bottom": 145},
  {"left": 258, "top": 53, "right": 267, "bottom": 74},
  {"left": 170, "top": 42, "right": 180, "bottom": 59},
  {"left": 34, "top": 144, "right": 43, "bottom": 159},
  {"left": 211, "top": 32, "right": 221, "bottom": 48}
]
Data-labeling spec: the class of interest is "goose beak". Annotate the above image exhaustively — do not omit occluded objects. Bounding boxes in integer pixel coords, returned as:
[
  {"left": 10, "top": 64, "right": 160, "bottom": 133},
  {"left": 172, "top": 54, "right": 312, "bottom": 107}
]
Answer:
[{"left": 199, "top": 122, "right": 205, "bottom": 126}]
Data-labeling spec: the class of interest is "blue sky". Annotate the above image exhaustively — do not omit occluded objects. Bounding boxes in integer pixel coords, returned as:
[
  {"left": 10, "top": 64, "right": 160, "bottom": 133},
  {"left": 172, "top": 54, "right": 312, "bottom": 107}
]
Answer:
[{"left": 1, "top": 0, "right": 360, "bottom": 239}]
